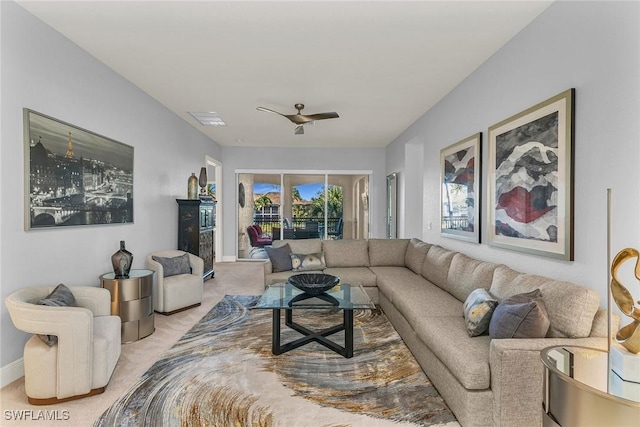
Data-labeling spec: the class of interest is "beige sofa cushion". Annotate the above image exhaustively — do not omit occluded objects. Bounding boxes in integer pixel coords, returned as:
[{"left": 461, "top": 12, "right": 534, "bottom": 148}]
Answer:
[
  {"left": 490, "top": 265, "right": 600, "bottom": 338},
  {"left": 413, "top": 315, "right": 491, "bottom": 390},
  {"left": 323, "top": 239, "right": 369, "bottom": 267},
  {"left": 323, "top": 267, "right": 377, "bottom": 287},
  {"left": 446, "top": 253, "right": 498, "bottom": 302},
  {"left": 273, "top": 239, "right": 322, "bottom": 255},
  {"left": 368, "top": 239, "right": 409, "bottom": 266},
  {"left": 405, "top": 238, "right": 431, "bottom": 274},
  {"left": 421, "top": 245, "right": 456, "bottom": 290}
]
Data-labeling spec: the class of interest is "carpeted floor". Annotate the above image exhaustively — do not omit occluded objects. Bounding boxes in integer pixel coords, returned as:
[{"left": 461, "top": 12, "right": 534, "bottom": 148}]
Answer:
[
  {"left": 95, "top": 295, "right": 457, "bottom": 427},
  {"left": 2, "top": 262, "right": 459, "bottom": 427}
]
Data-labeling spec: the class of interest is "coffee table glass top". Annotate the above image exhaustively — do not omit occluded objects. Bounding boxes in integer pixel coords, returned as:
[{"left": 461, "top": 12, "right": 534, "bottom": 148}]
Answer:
[{"left": 255, "top": 283, "right": 375, "bottom": 310}]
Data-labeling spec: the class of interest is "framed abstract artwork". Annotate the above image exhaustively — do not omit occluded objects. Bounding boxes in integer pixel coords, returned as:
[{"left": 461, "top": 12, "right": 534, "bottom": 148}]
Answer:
[
  {"left": 487, "top": 89, "right": 574, "bottom": 260},
  {"left": 440, "top": 132, "right": 481, "bottom": 243},
  {"left": 24, "top": 109, "right": 134, "bottom": 229}
]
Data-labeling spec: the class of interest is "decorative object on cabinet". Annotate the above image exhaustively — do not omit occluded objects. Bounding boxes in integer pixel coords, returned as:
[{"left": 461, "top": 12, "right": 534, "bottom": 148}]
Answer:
[
  {"left": 187, "top": 173, "right": 198, "bottom": 199},
  {"left": 111, "top": 240, "right": 133, "bottom": 278},
  {"left": 440, "top": 132, "right": 481, "bottom": 243},
  {"left": 176, "top": 198, "right": 215, "bottom": 279},
  {"left": 24, "top": 109, "right": 134, "bottom": 230},
  {"left": 199, "top": 167, "right": 208, "bottom": 197},
  {"left": 100, "top": 269, "right": 154, "bottom": 343},
  {"left": 487, "top": 88, "right": 574, "bottom": 260}
]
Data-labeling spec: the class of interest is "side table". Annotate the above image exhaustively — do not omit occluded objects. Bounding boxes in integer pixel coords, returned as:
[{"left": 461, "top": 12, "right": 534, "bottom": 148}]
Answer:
[
  {"left": 541, "top": 345, "right": 640, "bottom": 427},
  {"left": 100, "top": 269, "right": 155, "bottom": 343}
]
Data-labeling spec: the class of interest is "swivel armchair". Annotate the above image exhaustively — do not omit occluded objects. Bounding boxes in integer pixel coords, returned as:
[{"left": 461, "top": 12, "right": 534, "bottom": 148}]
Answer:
[
  {"left": 147, "top": 250, "right": 204, "bottom": 315},
  {"left": 5, "top": 285, "right": 121, "bottom": 404}
]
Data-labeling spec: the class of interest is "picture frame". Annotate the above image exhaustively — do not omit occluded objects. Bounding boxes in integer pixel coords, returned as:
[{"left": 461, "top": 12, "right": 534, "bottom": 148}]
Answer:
[
  {"left": 487, "top": 89, "right": 574, "bottom": 260},
  {"left": 440, "top": 132, "right": 481, "bottom": 243},
  {"left": 24, "top": 109, "right": 134, "bottom": 230}
]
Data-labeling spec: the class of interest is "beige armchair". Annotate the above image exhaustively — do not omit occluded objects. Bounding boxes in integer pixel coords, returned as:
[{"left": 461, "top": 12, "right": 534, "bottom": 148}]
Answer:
[
  {"left": 146, "top": 250, "right": 204, "bottom": 315},
  {"left": 5, "top": 286, "right": 121, "bottom": 404}
]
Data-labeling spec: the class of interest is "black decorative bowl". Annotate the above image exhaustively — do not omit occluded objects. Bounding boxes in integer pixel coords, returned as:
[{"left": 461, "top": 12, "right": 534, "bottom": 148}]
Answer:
[{"left": 287, "top": 273, "right": 340, "bottom": 296}]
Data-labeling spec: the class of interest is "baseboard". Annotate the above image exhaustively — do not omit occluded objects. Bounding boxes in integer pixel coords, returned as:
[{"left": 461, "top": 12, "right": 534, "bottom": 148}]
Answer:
[{"left": 1, "top": 358, "right": 24, "bottom": 388}]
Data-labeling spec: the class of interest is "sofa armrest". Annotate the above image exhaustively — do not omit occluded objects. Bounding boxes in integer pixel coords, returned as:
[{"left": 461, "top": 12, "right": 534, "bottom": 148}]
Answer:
[
  {"left": 7, "top": 301, "right": 94, "bottom": 398},
  {"left": 70, "top": 286, "right": 112, "bottom": 316},
  {"left": 186, "top": 252, "right": 205, "bottom": 277},
  {"left": 490, "top": 337, "right": 608, "bottom": 427},
  {"left": 263, "top": 260, "right": 273, "bottom": 286}
]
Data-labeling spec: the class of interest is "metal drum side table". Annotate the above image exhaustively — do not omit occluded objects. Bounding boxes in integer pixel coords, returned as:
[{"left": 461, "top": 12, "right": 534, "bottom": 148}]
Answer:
[
  {"left": 100, "top": 269, "right": 155, "bottom": 343},
  {"left": 541, "top": 345, "right": 640, "bottom": 427}
]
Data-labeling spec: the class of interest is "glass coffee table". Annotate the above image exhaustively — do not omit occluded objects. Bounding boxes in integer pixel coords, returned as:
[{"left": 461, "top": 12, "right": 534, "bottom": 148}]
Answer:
[{"left": 254, "top": 282, "right": 375, "bottom": 358}]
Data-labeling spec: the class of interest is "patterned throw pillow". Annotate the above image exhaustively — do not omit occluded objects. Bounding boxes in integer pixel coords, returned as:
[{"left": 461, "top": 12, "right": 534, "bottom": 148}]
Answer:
[
  {"left": 290, "top": 252, "right": 326, "bottom": 271},
  {"left": 463, "top": 288, "right": 498, "bottom": 337},
  {"left": 37, "top": 283, "right": 77, "bottom": 346},
  {"left": 489, "top": 289, "right": 550, "bottom": 339},
  {"left": 152, "top": 253, "right": 192, "bottom": 277},
  {"left": 265, "top": 244, "right": 292, "bottom": 272}
]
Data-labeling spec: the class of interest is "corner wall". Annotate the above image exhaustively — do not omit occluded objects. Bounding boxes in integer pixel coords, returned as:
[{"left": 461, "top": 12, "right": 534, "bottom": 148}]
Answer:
[
  {"left": 0, "top": 2, "right": 221, "bottom": 370},
  {"left": 386, "top": 1, "right": 640, "bottom": 305}
]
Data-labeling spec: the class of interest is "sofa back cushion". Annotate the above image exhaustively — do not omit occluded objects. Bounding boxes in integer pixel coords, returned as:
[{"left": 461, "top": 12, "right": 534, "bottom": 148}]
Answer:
[
  {"left": 446, "top": 253, "right": 498, "bottom": 301},
  {"left": 421, "top": 245, "right": 456, "bottom": 290},
  {"left": 273, "top": 239, "right": 322, "bottom": 255},
  {"left": 405, "top": 238, "right": 431, "bottom": 274},
  {"left": 489, "top": 265, "right": 600, "bottom": 338},
  {"left": 368, "top": 239, "right": 409, "bottom": 267},
  {"left": 323, "top": 239, "right": 369, "bottom": 267}
]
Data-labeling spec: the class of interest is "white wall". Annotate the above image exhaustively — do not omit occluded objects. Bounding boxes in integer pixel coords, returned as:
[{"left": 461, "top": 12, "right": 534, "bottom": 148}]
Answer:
[
  {"left": 386, "top": 1, "right": 640, "bottom": 306},
  {"left": 0, "top": 2, "right": 221, "bottom": 367},
  {"left": 221, "top": 146, "right": 386, "bottom": 257}
]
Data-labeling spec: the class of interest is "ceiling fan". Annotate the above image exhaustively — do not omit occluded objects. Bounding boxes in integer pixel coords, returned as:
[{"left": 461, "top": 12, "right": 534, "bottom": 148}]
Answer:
[{"left": 256, "top": 103, "right": 339, "bottom": 135}]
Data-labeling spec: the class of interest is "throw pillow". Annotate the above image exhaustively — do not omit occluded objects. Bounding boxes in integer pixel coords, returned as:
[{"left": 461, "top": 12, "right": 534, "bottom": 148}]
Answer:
[
  {"left": 290, "top": 252, "right": 326, "bottom": 271},
  {"left": 463, "top": 288, "right": 499, "bottom": 337},
  {"left": 489, "top": 289, "right": 550, "bottom": 339},
  {"left": 37, "top": 283, "right": 77, "bottom": 346},
  {"left": 265, "top": 244, "right": 293, "bottom": 273},
  {"left": 152, "top": 253, "right": 192, "bottom": 277}
]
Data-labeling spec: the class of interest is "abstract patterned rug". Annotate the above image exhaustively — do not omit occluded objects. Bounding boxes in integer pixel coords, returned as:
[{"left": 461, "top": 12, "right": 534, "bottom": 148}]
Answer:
[{"left": 95, "top": 295, "right": 459, "bottom": 427}]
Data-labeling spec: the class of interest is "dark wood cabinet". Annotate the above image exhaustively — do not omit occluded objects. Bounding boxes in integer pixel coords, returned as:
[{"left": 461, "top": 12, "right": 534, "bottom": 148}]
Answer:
[{"left": 176, "top": 198, "right": 215, "bottom": 279}]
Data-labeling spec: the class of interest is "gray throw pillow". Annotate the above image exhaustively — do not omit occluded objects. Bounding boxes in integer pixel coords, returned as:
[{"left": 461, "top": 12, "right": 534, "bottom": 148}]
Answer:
[
  {"left": 489, "top": 289, "right": 550, "bottom": 339},
  {"left": 265, "top": 244, "right": 292, "bottom": 272},
  {"left": 290, "top": 252, "right": 326, "bottom": 271},
  {"left": 152, "top": 253, "right": 192, "bottom": 277},
  {"left": 37, "top": 283, "right": 77, "bottom": 346},
  {"left": 463, "top": 288, "right": 498, "bottom": 337}
]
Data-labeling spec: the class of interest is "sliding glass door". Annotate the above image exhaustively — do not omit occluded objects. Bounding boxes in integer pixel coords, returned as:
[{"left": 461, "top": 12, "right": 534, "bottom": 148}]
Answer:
[{"left": 237, "top": 171, "right": 369, "bottom": 259}]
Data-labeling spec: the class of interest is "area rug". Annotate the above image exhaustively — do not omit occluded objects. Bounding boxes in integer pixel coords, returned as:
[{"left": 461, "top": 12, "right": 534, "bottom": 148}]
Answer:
[{"left": 95, "top": 295, "right": 459, "bottom": 427}]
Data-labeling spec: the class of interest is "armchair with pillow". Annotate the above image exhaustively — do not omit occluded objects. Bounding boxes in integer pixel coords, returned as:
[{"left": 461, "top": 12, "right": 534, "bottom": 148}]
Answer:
[
  {"left": 5, "top": 284, "right": 121, "bottom": 404},
  {"left": 146, "top": 250, "right": 204, "bottom": 315}
]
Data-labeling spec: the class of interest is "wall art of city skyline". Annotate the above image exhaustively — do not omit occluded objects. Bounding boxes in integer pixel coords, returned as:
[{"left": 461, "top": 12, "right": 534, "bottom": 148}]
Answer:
[{"left": 24, "top": 109, "right": 134, "bottom": 229}]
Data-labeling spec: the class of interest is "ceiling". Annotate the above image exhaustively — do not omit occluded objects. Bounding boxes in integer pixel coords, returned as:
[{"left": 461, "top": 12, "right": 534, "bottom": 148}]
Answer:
[{"left": 18, "top": 1, "right": 553, "bottom": 149}]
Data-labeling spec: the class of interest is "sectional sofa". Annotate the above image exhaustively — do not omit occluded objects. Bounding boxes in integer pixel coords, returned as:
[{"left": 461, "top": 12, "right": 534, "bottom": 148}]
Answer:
[{"left": 262, "top": 238, "right": 612, "bottom": 427}]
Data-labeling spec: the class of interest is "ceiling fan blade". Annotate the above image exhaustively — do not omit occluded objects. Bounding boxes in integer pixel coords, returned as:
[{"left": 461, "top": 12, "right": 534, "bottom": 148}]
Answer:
[
  {"left": 256, "top": 107, "right": 286, "bottom": 117},
  {"left": 294, "top": 125, "right": 304, "bottom": 135},
  {"left": 306, "top": 112, "right": 339, "bottom": 121},
  {"left": 284, "top": 114, "right": 314, "bottom": 125}
]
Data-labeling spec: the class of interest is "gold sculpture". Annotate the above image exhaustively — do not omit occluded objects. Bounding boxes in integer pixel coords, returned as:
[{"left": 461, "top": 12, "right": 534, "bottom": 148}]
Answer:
[{"left": 611, "top": 247, "right": 640, "bottom": 353}]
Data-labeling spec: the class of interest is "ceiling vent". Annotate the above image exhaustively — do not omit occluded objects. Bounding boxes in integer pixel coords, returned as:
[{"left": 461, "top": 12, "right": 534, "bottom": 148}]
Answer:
[{"left": 188, "top": 111, "right": 227, "bottom": 126}]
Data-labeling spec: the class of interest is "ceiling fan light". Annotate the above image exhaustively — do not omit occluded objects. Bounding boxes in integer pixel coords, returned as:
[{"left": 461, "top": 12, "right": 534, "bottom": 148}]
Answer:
[{"left": 294, "top": 125, "right": 304, "bottom": 135}]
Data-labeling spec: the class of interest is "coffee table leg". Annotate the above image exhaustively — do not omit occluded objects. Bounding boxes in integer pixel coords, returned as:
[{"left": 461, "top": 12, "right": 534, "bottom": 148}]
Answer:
[
  {"left": 272, "top": 308, "right": 281, "bottom": 355},
  {"left": 344, "top": 309, "right": 354, "bottom": 358}
]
